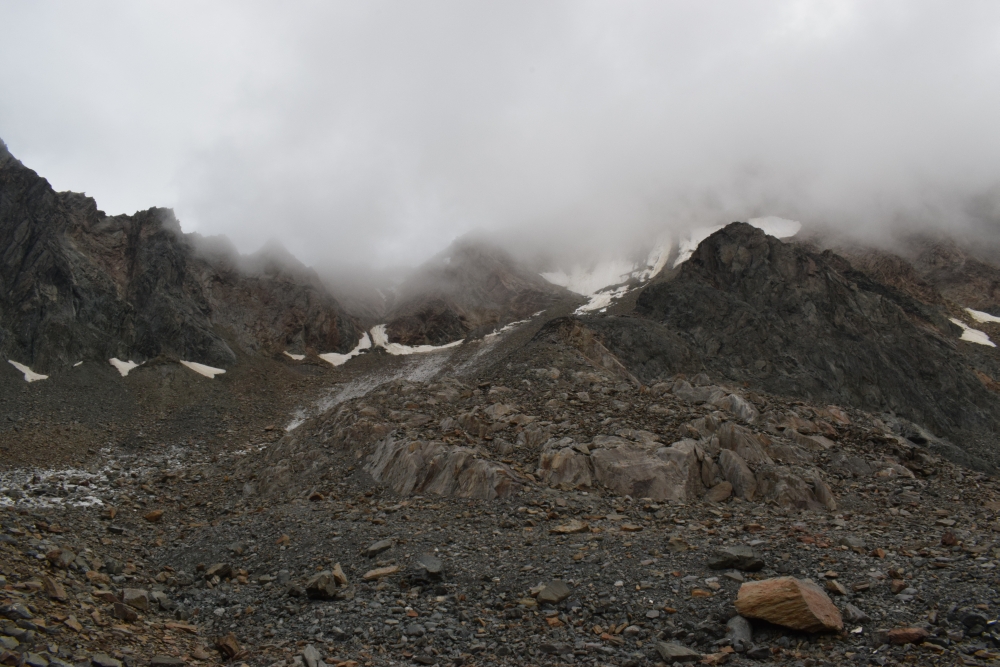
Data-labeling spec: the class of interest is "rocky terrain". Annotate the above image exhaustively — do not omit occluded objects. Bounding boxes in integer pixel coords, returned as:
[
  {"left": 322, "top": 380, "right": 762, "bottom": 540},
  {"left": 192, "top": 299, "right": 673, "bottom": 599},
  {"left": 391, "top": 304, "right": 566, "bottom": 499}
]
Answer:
[
  {"left": 0, "top": 140, "right": 361, "bottom": 372},
  {"left": 590, "top": 223, "right": 1000, "bottom": 470},
  {"left": 2, "top": 148, "right": 1000, "bottom": 667},
  {"left": 3, "top": 309, "right": 1000, "bottom": 667}
]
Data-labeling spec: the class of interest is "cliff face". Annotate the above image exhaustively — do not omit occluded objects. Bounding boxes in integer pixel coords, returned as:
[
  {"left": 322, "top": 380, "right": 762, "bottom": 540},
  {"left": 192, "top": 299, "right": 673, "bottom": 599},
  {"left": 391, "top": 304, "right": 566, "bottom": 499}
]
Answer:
[
  {"left": 587, "top": 223, "right": 1000, "bottom": 463},
  {"left": 0, "top": 140, "right": 359, "bottom": 370}
]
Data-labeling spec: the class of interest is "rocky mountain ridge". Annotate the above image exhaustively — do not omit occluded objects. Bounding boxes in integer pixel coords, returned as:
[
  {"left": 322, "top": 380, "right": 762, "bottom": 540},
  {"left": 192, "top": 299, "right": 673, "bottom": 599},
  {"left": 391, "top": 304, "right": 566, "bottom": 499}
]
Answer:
[
  {"left": 586, "top": 223, "right": 1000, "bottom": 470},
  {"left": 0, "top": 140, "right": 361, "bottom": 372}
]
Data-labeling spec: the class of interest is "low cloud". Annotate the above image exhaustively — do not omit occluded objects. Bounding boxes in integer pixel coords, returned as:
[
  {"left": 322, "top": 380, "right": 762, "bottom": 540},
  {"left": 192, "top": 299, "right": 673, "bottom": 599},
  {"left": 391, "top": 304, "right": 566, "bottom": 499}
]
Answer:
[{"left": 2, "top": 1, "right": 1000, "bottom": 270}]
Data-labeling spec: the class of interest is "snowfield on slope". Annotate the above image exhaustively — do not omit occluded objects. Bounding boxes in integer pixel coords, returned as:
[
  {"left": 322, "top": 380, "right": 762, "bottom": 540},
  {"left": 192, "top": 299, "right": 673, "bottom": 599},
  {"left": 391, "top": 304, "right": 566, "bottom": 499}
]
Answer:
[
  {"left": 109, "top": 358, "right": 139, "bottom": 377},
  {"left": 966, "top": 308, "right": 1000, "bottom": 325},
  {"left": 949, "top": 317, "right": 996, "bottom": 347},
  {"left": 8, "top": 360, "right": 48, "bottom": 382},
  {"left": 180, "top": 360, "right": 227, "bottom": 378},
  {"left": 320, "top": 332, "right": 373, "bottom": 366}
]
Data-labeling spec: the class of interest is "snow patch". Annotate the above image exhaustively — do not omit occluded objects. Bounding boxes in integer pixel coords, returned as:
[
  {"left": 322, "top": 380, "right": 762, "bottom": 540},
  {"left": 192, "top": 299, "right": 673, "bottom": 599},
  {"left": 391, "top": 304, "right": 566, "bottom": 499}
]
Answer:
[
  {"left": 319, "top": 332, "right": 373, "bottom": 367},
  {"left": 109, "top": 358, "right": 139, "bottom": 377},
  {"left": 965, "top": 308, "right": 1000, "bottom": 325},
  {"left": 542, "top": 260, "right": 637, "bottom": 296},
  {"left": 673, "top": 225, "right": 724, "bottom": 268},
  {"left": 73, "top": 361, "right": 83, "bottom": 367},
  {"left": 483, "top": 312, "right": 544, "bottom": 340},
  {"left": 8, "top": 361, "right": 48, "bottom": 382},
  {"left": 370, "top": 325, "right": 464, "bottom": 355},
  {"left": 949, "top": 318, "right": 996, "bottom": 347},
  {"left": 180, "top": 360, "right": 227, "bottom": 378},
  {"left": 575, "top": 285, "right": 629, "bottom": 314},
  {"left": 283, "top": 351, "right": 305, "bottom": 361},
  {"left": 542, "top": 239, "right": 673, "bottom": 297}
]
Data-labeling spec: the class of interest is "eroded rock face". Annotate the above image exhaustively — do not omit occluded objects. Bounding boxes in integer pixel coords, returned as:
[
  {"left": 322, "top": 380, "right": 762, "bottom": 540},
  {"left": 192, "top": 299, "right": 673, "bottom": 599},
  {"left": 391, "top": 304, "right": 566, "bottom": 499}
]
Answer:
[
  {"left": 590, "top": 440, "right": 705, "bottom": 502},
  {"left": 756, "top": 465, "right": 837, "bottom": 511},
  {"left": 365, "top": 437, "right": 522, "bottom": 500},
  {"left": 719, "top": 449, "right": 757, "bottom": 501},
  {"left": 0, "top": 141, "right": 360, "bottom": 370},
  {"left": 735, "top": 577, "right": 844, "bottom": 633}
]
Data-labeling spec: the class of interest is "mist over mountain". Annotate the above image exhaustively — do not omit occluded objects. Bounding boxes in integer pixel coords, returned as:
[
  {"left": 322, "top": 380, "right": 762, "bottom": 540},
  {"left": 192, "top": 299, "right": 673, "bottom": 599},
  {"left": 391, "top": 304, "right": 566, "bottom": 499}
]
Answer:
[{"left": 4, "top": 2, "right": 1000, "bottom": 271}]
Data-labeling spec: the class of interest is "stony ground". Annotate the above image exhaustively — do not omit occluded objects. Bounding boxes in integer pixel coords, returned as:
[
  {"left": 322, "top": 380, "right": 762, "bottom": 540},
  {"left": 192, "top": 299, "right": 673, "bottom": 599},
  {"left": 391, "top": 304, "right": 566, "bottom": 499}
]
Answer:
[{"left": 2, "top": 316, "right": 1000, "bottom": 667}]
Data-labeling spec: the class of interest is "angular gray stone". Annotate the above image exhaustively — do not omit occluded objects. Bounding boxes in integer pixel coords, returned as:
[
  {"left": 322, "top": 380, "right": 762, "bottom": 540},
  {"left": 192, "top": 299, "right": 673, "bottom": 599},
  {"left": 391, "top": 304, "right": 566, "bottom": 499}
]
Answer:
[
  {"left": 844, "top": 603, "right": 870, "bottom": 623},
  {"left": 122, "top": 588, "right": 149, "bottom": 611},
  {"left": 655, "top": 641, "right": 701, "bottom": 663},
  {"left": 301, "top": 644, "right": 322, "bottom": 667},
  {"left": 716, "top": 422, "right": 773, "bottom": 465},
  {"left": 537, "top": 580, "right": 571, "bottom": 604},
  {"left": 726, "top": 615, "right": 753, "bottom": 652},
  {"left": 91, "top": 655, "right": 122, "bottom": 667},
  {"left": 363, "top": 539, "right": 393, "bottom": 558},
  {"left": 708, "top": 546, "right": 764, "bottom": 572},
  {"left": 416, "top": 553, "right": 443, "bottom": 575}
]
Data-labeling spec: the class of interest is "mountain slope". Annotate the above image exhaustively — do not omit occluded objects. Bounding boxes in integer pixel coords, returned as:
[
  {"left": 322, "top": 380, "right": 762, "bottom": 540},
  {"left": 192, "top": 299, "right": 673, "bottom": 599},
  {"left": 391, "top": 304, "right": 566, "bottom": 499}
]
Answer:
[
  {"left": 0, "top": 140, "right": 360, "bottom": 371},
  {"left": 384, "top": 238, "right": 582, "bottom": 345},
  {"left": 587, "top": 222, "right": 1000, "bottom": 467}
]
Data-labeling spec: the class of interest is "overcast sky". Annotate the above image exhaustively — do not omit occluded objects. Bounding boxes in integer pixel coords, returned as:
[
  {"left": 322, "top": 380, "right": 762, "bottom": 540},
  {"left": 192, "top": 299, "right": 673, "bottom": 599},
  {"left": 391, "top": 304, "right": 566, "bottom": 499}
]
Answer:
[{"left": 2, "top": 1, "right": 1000, "bottom": 270}]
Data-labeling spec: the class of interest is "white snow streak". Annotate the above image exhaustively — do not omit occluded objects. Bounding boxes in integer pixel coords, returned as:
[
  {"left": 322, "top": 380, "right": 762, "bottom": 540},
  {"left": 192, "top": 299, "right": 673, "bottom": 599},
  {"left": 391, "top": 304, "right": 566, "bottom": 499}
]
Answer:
[
  {"left": 965, "top": 308, "right": 1000, "bottom": 325},
  {"left": 319, "top": 332, "right": 373, "bottom": 367},
  {"left": 109, "top": 358, "right": 139, "bottom": 377},
  {"left": 8, "top": 360, "right": 48, "bottom": 382},
  {"left": 180, "top": 360, "right": 227, "bottom": 378},
  {"left": 370, "top": 325, "right": 463, "bottom": 355},
  {"left": 283, "top": 351, "right": 306, "bottom": 361},
  {"left": 949, "top": 318, "right": 996, "bottom": 347}
]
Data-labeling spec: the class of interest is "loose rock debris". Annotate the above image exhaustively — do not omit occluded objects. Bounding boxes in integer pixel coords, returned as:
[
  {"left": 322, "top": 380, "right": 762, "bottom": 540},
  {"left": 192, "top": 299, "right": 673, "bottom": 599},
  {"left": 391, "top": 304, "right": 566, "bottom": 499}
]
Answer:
[{"left": 2, "top": 331, "right": 1000, "bottom": 667}]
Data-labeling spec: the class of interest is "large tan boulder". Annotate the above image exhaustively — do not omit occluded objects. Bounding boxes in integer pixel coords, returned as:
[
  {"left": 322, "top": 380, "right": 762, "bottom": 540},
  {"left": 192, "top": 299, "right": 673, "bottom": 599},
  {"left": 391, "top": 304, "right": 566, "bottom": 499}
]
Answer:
[
  {"left": 657, "top": 440, "right": 707, "bottom": 499},
  {"left": 717, "top": 422, "right": 773, "bottom": 465},
  {"left": 755, "top": 466, "right": 836, "bottom": 511},
  {"left": 538, "top": 440, "right": 593, "bottom": 489},
  {"left": 735, "top": 577, "right": 843, "bottom": 633},
  {"left": 591, "top": 442, "right": 701, "bottom": 502}
]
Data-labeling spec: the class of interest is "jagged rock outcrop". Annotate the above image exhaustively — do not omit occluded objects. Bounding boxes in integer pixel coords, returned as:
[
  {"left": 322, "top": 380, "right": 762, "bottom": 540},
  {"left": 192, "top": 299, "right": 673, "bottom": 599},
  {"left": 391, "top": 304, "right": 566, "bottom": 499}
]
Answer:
[
  {"left": 0, "top": 139, "right": 360, "bottom": 370},
  {"left": 588, "top": 222, "right": 1000, "bottom": 468},
  {"left": 384, "top": 239, "right": 580, "bottom": 346},
  {"left": 364, "top": 437, "right": 522, "bottom": 500}
]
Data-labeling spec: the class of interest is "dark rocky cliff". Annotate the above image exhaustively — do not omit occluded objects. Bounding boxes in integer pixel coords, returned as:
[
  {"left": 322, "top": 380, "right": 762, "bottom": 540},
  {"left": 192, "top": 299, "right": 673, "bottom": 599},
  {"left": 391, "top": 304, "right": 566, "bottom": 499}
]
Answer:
[
  {"left": 0, "top": 140, "right": 359, "bottom": 371},
  {"left": 587, "top": 222, "right": 1000, "bottom": 465}
]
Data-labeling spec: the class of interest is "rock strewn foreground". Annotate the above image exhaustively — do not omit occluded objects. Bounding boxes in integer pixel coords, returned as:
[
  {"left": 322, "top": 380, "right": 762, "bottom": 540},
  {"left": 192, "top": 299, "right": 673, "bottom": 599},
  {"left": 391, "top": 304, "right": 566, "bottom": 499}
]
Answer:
[{"left": 1, "top": 325, "right": 999, "bottom": 667}]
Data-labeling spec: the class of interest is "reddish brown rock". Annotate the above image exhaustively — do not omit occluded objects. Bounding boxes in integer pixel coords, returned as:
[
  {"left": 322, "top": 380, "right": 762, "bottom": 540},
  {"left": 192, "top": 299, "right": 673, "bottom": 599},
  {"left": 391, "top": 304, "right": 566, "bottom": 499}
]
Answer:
[
  {"left": 734, "top": 577, "right": 843, "bottom": 633},
  {"left": 886, "top": 627, "right": 930, "bottom": 645}
]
